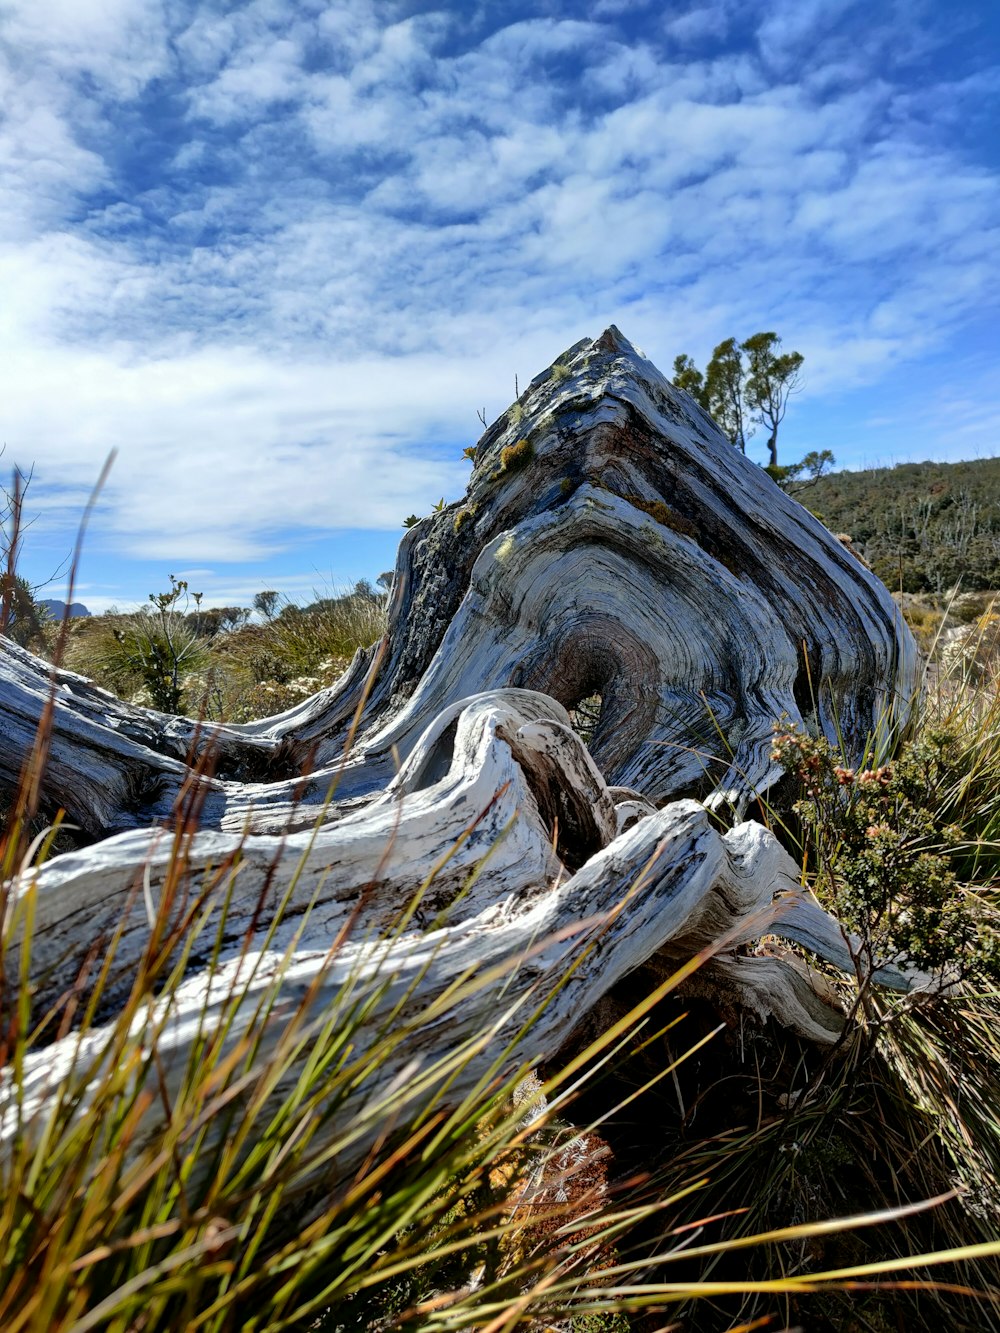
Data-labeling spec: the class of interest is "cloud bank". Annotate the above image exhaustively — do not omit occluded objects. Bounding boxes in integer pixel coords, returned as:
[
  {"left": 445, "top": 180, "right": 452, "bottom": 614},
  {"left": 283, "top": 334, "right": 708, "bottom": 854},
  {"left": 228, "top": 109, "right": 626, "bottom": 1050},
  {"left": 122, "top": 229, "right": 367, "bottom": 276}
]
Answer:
[{"left": 1, "top": 0, "right": 998, "bottom": 595}]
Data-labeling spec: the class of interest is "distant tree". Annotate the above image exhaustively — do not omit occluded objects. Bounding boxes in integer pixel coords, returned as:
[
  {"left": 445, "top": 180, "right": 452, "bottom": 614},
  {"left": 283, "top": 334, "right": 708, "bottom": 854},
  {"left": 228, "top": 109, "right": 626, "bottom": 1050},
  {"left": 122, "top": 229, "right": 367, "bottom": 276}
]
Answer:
[
  {"left": 673, "top": 338, "right": 754, "bottom": 453},
  {"left": 705, "top": 338, "right": 753, "bottom": 454},
  {"left": 672, "top": 331, "right": 804, "bottom": 465},
  {"left": 402, "top": 515, "right": 421, "bottom": 529},
  {"left": 253, "top": 589, "right": 280, "bottom": 621},
  {"left": 671, "top": 354, "right": 707, "bottom": 409},
  {"left": 1, "top": 460, "right": 63, "bottom": 649},
  {"left": 766, "top": 449, "right": 836, "bottom": 492},
  {"left": 742, "top": 331, "right": 804, "bottom": 468},
  {"left": 376, "top": 571, "right": 394, "bottom": 593},
  {"left": 186, "top": 605, "right": 250, "bottom": 637}
]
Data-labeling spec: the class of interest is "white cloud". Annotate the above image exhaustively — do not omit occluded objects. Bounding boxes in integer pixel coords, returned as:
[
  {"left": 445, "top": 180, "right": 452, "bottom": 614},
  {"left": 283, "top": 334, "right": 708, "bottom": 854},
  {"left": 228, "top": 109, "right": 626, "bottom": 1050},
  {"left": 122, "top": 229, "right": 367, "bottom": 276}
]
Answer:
[
  {"left": 0, "top": 0, "right": 999, "bottom": 583},
  {"left": 2, "top": 0, "right": 169, "bottom": 92},
  {"left": 756, "top": 0, "right": 861, "bottom": 63},
  {"left": 0, "top": 96, "right": 108, "bottom": 239},
  {"left": 664, "top": 6, "right": 729, "bottom": 47},
  {"left": 592, "top": 0, "right": 653, "bottom": 16},
  {"left": 1, "top": 331, "right": 539, "bottom": 561}
]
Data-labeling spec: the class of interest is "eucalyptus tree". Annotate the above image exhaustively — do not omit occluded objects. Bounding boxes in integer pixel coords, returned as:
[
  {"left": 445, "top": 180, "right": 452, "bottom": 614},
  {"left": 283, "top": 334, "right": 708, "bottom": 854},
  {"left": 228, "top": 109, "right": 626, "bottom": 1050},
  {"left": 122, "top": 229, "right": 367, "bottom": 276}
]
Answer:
[
  {"left": 672, "top": 331, "right": 804, "bottom": 465},
  {"left": 742, "top": 330, "right": 804, "bottom": 468}
]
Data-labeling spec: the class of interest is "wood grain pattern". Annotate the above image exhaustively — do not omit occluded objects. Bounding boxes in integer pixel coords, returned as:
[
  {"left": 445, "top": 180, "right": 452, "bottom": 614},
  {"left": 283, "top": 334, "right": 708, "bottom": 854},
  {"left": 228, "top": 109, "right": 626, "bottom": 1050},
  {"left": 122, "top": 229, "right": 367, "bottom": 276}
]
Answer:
[{"left": 0, "top": 328, "right": 922, "bottom": 1182}]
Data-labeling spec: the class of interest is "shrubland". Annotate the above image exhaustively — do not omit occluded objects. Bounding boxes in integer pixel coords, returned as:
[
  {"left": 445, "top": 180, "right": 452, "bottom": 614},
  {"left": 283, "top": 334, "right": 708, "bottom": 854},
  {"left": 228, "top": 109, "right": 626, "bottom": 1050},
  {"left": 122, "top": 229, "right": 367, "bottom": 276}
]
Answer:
[
  {"left": 803, "top": 456, "right": 1000, "bottom": 594},
  {"left": 52, "top": 580, "right": 388, "bottom": 722}
]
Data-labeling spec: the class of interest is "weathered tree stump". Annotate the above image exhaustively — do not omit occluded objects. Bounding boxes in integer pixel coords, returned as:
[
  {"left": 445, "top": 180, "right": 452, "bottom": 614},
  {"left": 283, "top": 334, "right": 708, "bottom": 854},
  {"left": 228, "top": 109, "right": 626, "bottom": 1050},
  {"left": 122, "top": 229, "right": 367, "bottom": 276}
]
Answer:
[{"left": 0, "top": 328, "right": 920, "bottom": 1187}]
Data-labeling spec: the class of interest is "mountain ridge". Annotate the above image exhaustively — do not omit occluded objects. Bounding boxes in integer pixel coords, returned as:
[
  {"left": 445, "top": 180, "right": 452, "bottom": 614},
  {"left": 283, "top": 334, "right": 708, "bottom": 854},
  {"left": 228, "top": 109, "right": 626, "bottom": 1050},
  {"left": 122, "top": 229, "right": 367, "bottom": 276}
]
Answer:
[{"left": 38, "top": 598, "right": 90, "bottom": 620}]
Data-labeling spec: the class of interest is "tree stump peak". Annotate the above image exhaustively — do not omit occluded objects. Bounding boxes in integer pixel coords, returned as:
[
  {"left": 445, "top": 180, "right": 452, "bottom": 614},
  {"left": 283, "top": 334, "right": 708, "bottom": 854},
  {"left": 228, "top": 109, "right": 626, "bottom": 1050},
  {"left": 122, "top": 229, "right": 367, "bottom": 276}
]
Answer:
[{"left": 0, "top": 332, "right": 923, "bottom": 1200}]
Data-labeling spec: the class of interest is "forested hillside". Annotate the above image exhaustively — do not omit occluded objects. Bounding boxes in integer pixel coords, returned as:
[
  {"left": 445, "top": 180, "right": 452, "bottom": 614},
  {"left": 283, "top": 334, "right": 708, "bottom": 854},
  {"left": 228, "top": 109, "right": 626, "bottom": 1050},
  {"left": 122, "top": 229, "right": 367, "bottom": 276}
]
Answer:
[{"left": 801, "top": 456, "right": 1000, "bottom": 592}]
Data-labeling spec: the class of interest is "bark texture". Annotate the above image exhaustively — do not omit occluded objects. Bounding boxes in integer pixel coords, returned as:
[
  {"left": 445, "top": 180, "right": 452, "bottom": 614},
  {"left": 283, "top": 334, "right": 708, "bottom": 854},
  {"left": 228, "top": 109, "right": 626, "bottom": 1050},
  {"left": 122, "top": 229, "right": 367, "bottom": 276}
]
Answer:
[{"left": 0, "top": 327, "right": 920, "bottom": 1186}]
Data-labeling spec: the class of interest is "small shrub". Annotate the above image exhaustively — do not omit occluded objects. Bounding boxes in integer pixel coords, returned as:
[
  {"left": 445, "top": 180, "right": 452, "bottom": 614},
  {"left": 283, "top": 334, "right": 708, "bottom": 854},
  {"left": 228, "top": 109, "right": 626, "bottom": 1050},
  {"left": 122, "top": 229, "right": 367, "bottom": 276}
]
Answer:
[
  {"left": 770, "top": 721, "right": 1000, "bottom": 1000},
  {"left": 65, "top": 603, "right": 209, "bottom": 713},
  {"left": 901, "top": 600, "right": 945, "bottom": 654},
  {"left": 949, "top": 591, "right": 997, "bottom": 626},
  {"left": 0, "top": 574, "right": 50, "bottom": 651}
]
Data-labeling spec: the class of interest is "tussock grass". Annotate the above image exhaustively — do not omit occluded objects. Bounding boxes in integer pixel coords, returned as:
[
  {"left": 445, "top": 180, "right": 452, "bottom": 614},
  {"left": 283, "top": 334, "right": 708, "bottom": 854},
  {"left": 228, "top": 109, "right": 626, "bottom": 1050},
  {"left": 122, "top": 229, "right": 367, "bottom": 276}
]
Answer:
[
  {"left": 5, "top": 683, "right": 1000, "bottom": 1330},
  {"left": 3, "top": 517, "right": 1000, "bottom": 1326},
  {"left": 610, "top": 991, "right": 1000, "bottom": 1332},
  {"left": 927, "top": 648, "right": 1000, "bottom": 869}
]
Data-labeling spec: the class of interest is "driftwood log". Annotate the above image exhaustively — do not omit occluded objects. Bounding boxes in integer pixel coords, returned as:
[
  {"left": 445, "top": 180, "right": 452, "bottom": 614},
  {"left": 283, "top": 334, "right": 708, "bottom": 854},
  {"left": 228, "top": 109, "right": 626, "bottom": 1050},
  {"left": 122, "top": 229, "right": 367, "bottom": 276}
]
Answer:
[{"left": 0, "top": 328, "right": 920, "bottom": 1186}]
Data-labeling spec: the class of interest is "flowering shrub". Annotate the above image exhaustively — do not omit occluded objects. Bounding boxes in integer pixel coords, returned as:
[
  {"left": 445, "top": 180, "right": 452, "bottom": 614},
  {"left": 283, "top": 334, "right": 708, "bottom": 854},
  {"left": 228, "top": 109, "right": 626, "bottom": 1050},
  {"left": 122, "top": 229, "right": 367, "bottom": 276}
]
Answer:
[{"left": 770, "top": 722, "right": 1000, "bottom": 993}]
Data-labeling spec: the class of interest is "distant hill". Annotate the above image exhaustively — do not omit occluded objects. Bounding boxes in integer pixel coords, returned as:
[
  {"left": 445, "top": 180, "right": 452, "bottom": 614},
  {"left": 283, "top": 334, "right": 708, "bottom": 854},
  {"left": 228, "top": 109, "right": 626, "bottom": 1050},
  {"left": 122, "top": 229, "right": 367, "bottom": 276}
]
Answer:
[
  {"left": 799, "top": 457, "right": 1000, "bottom": 593},
  {"left": 39, "top": 598, "right": 91, "bottom": 620}
]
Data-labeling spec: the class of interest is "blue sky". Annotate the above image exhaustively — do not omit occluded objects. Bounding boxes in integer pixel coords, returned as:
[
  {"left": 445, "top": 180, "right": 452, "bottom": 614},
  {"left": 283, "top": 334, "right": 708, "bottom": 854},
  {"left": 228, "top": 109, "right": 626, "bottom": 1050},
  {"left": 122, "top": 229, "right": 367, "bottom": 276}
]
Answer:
[{"left": 2, "top": 0, "right": 999, "bottom": 612}]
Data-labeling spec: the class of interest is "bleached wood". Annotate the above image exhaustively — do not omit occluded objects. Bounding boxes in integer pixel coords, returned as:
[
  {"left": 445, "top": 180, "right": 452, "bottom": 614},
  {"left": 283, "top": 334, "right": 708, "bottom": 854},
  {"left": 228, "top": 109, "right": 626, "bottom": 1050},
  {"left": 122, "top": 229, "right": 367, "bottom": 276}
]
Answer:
[
  {"left": 4, "top": 688, "right": 931, "bottom": 1186},
  {"left": 4, "top": 779, "right": 905, "bottom": 1190},
  {"left": 0, "top": 327, "right": 916, "bottom": 833},
  {"left": 0, "top": 328, "right": 923, "bottom": 1193},
  {"left": 5, "top": 691, "right": 607, "bottom": 1017}
]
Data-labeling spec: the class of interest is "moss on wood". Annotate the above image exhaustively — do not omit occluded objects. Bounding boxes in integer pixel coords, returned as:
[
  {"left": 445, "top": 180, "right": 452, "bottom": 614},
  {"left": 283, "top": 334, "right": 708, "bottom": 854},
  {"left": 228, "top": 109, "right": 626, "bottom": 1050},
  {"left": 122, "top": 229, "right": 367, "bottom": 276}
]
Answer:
[
  {"left": 625, "top": 493, "right": 698, "bottom": 540},
  {"left": 499, "top": 438, "right": 534, "bottom": 476}
]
